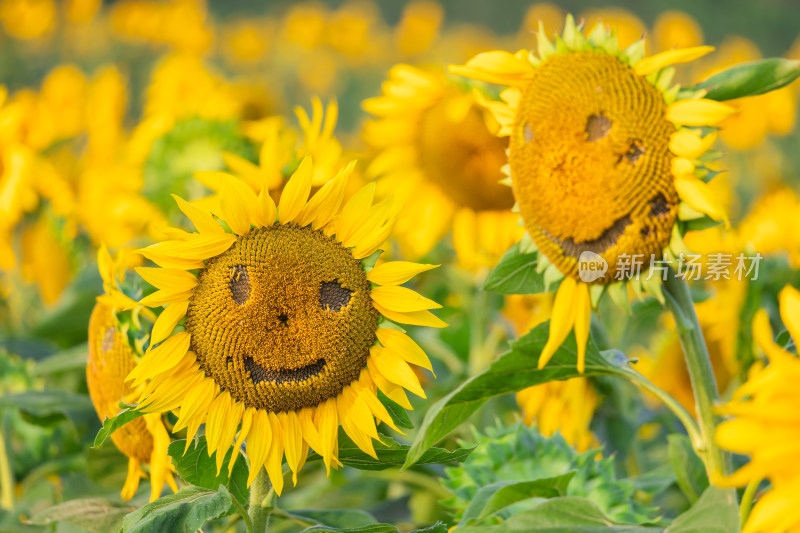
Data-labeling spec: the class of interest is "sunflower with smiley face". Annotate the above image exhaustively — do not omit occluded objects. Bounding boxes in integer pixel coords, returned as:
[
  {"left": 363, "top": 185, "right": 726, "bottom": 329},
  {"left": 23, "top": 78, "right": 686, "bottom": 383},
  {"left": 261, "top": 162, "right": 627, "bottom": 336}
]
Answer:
[
  {"left": 451, "top": 15, "right": 736, "bottom": 372},
  {"left": 127, "top": 157, "right": 444, "bottom": 495}
]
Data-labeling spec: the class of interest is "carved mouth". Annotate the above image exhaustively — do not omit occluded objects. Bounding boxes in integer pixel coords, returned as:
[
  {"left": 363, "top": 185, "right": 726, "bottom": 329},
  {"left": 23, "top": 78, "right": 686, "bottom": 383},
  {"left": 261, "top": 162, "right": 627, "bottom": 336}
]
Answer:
[{"left": 244, "top": 356, "right": 326, "bottom": 384}]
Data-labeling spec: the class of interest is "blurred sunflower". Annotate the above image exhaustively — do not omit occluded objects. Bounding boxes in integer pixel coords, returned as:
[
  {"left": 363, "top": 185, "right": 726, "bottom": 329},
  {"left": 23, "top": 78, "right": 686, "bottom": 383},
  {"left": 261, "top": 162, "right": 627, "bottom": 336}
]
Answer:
[
  {"left": 88, "top": 246, "right": 177, "bottom": 501},
  {"left": 715, "top": 285, "right": 800, "bottom": 533},
  {"left": 363, "top": 64, "right": 523, "bottom": 270},
  {"left": 451, "top": 15, "right": 734, "bottom": 372},
  {"left": 129, "top": 158, "right": 444, "bottom": 494}
]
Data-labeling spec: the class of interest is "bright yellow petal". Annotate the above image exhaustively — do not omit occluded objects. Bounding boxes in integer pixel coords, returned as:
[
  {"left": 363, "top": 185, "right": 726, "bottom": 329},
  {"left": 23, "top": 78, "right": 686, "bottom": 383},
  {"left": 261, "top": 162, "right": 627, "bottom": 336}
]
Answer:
[
  {"left": 205, "top": 391, "right": 243, "bottom": 475},
  {"left": 258, "top": 189, "right": 277, "bottom": 227},
  {"left": 265, "top": 413, "right": 285, "bottom": 495},
  {"left": 246, "top": 409, "right": 272, "bottom": 487},
  {"left": 278, "top": 156, "right": 313, "bottom": 224},
  {"left": 150, "top": 300, "right": 189, "bottom": 345},
  {"left": 137, "top": 234, "right": 237, "bottom": 269},
  {"left": 172, "top": 195, "right": 223, "bottom": 234},
  {"left": 674, "top": 175, "right": 729, "bottom": 225},
  {"left": 669, "top": 130, "right": 717, "bottom": 159},
  {"left": 634, "top": 46, "right": 714, "bottom": 76},
  {"left": 371, "top": 286, "right": 442, "bottom": 313},
  {"left": 282, "top": 411, "right": 304, "bottom": 485},
  {"left": 376, "top": 329, "right": 434, "bottom": 374},
  {"left": 373, "top": 303, "right": 447, "bottom": 328},
  {"left": 573, "top": 283, "right": 592, "bottom": 374},
  {"left": 136, "top": 267, "right": 197, "bottom": 293},
  {"left": 335, "top": 183, "right": 375, "bottom": 243},
  {"left": 753, "top": 309, "right": 789, "bottom": 362},
  {"left": 296, "top": 161, "right": 354, "bottom": 229},
  {"left": 219, "top": 174, "right": 260, "bottom": 235},
  {"left": 353, "top": 382, "right": 401, "bottom": 433},
  {"left": 538, "top": 278, "right": 578, "bottom": 369},
  {"left": 369, "top": 347, "right": 425, "bottom": 398},
  {"left": 316, "top": 398, "right": 338, "bottom": 474},
  {"left": 667, "top": 99, "right": 736, "bottom": 126},
  {"left": 127, "top": 332, "right": 191, "bottom": 385},
  {"left": 367, "top": 262, "right": 438, "bottom": 286},
  {"left": 139, "top": 289, "right": 194, "bottom": 308},
  {"left": 121, "top": 457, "right": 142, "bottom": 501},
  {"left": 228, "top": 407, "right": 255, "bottom": 476}
]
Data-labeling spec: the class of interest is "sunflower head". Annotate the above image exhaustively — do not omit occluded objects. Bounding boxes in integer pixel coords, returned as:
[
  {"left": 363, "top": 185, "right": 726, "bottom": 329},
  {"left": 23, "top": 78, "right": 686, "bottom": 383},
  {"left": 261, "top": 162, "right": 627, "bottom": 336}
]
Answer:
[
  {"left": 130, "top": 157, "right": 444, "bottom": 495},
  {"left": 453, "top": 15, "right": 734, "bottom": 284},
  {"left": 88, "top": 246, "right": 176, "bottom": 502}
]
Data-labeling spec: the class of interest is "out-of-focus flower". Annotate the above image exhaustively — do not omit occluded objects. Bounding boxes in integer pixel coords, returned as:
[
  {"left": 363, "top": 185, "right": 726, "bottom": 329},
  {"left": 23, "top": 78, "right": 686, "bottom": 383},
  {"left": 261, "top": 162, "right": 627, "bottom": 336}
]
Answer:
[
  {"left": 394, "top": 0, "right": 443, "bottom": 57},
  {"left": 222, "top": 19, "right": 273, "bottom": 66},
  {"left": 110, "top": 0, "right": 213, "bottom": 55},
  {"left": 363, "top": 65, "right": 521, "bottom": 270},
  {"left": 652, "top": 10, "right": 704, "bottom": 52},
  {"left": 0, "top": 0, "right": 55, "bottom": 41},
  {"left": 579, "top": 7, "right": 646, "bottom": 49},
  {"left": 715, "top": 285, "right": 800, "bottom": 533},
  {"left": 516, "top": 2, "right": 565, "bottom": 50},
  {"left": 281, "top": 2, "right": 327, "bottom": 50},
  {"left": 88, "top": 247, "right": 177, "bottom": 501},
  {"left": 65, "top": 0, "right": 101, "bottom": 24}
]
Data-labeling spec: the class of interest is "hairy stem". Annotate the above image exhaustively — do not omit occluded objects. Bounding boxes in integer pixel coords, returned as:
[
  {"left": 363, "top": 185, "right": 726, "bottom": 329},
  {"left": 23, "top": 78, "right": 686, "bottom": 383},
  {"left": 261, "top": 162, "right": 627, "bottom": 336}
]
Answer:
[
  {"left": 248, "top": 469, "right": 273, "bottom": 533},
  {"left": 662, "top": 267, "right": 731, "bottom": 478}
]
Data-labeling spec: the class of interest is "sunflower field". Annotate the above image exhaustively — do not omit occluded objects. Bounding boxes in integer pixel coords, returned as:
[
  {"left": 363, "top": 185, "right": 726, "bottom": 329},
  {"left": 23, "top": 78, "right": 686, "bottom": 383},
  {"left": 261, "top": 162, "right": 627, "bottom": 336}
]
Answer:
[{"left": 2, "top": 1, "right": 800, "bottom": 532}]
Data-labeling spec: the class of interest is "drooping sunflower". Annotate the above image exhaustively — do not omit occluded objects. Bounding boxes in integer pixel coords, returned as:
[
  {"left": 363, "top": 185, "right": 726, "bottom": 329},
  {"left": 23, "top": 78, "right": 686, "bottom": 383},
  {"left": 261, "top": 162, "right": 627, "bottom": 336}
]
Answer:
[
  {"left": 88, "top": 246, "right": 177, "bottom": 501},
  {"left": 714, "top": 285, "right": 800, "bottom": 533},
  {"left": 451, "top": 15, "right": 735, "bottom": 371},
  {"left": 362, "top": 64, "right": 523, "bottom": 270},
  {"left": 128, "top": 158, "right": 444, "bottom": 495}
]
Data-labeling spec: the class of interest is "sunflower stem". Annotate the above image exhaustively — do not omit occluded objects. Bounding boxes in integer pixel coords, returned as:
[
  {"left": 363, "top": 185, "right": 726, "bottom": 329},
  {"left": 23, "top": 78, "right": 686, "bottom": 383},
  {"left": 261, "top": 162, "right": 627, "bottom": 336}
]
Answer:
[
  {"left": 739, "top": 477, "right": 760, "bottom": 527},
  {"left": 662, "top": 267, "right": 731, "bottom": 479},
  {"left": 249, "top": 469, "right": 273, "bottom": 533}
]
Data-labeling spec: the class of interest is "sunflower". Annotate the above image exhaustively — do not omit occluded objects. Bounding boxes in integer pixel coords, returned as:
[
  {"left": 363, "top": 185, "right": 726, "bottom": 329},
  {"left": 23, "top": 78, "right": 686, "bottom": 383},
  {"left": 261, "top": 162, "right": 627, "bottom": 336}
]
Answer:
[
  {"left": 362, "top": 64, "right": 523, "bottom": 270},
  {"left": 88, "top": 246, "right": 177, "bottom": 501},
  {"left": 714, "top": 285, "right": 800, "bottom": 533},
  {"left": 128, "top": 157, "right": 444, "bottom": 495},
  {"left": 451, "top": 15, "right": 735, "bottom": 372}
]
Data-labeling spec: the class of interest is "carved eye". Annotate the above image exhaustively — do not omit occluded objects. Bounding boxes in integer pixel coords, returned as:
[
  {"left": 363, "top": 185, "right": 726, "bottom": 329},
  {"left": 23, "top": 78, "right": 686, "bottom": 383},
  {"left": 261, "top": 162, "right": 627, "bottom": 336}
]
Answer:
[
  {"left": 319, "top": 280, "right": 352, "bottom": 312},
  {"left": 229, "top": 265, "right": 251, "bottom": 305}
]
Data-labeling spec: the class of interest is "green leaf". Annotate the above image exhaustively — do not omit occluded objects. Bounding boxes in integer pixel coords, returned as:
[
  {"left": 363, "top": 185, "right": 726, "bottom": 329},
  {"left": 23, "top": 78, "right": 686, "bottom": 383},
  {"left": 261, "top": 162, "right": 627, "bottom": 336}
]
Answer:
[
  {"left": 403, "top": 323, "right": 629, "bottom": 468},
  {"left": 456, "top": 497, "right": 661, "bottom": 532},
  {"left": 121, "top": 485, "right": 232, "bottom": 533},
  {"left": 0, "top": 390, "right": 94, "bottom": 426},
  {"left": 284, "top": 509, "right": 378, "bottom": 528},
  {"left": 459, "top": 473, "right": 575, "bottom": 525},
  {"left": 665, "top": 486, "right": 740, "bottom": 533},
  {"left": 483, "top": 243, "right": 544, "bottom": 294},
  {"left": 24, "top": 498, "right": 134, "bottom": 533},
  {"left": 299, "top": 523, "right": 448, "bottom": 533},
  {"left": 307, "top": 430, "right": 471, "bottom": 471},
  {"left": 93, "top": 408, "right": 148, "bottom": 448},
  {"left": 377, "top": 390, "right": 414, "bottom": 430},
  {"left": 696, "top": 58, "right": 800, "bottom": 101},
  {"left": 31, "top": 343, "right": 90, "bottom": 376},
  {"left": 167, "top": 437, "right": 249, "bottom": 505},
  {"left": 667, "top": 435, "right": 708, "bottom": 504}
]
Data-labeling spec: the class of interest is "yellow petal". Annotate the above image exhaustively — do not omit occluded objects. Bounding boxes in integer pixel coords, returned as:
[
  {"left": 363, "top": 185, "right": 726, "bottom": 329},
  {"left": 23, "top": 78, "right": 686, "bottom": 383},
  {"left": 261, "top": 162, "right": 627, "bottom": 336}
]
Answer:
[
  {"left": 667, "top": 98, "right": 736, "bottom": 126},
  {"left": 219, "top": 174, "right": 260, "bottom": 235},
  {"left": 137, "top": 234, "right": 237, "bottom": 268},
  {"left": 150, "top": 300, "right": 189, "bottom": 345},
  {"left": 282, "top": 411, "right": 304, "bottom": 485},
  {"left": 228, "top": 407, "right": 255, "bottom": 476},
  {"left": 139, "top": 289, "right": 194, "bottom": 308},
  {"left": 634, "top": 46, "right": 714, "bottom": 76},
  {"left": 373, "top": 303, "right": 447, "bottom": 328},
  {"left": 278, "top": 156, "right": 313, "bottom": 224},
  {"left": 127, "top": 332, "right": 191, "bottom": 385},
  {"left": 367, "top": 262, "right": 438, "bottom": 286},
  {"left": 296, "top": 161, "right": 354, "bottom": 229},
  {"left": 371, "top": 286, "right": 442, "bottom": 312},
  {"left": 265, "top": 413, "right": 285, "bottom": 495},
  {"left": 335, "top": 183, "right": 375, "bottom": 243},
  {"left": 258, "top": 189, "right": 277, "bottom": 227},
  {"left": 298, "top": 407, "right": 322, "bottom": 456},
  {"left": 369, "top": 347, "right": 425, "bottom": 398},
  {"left": 573, "top": 283, "right": 592, "bottom": 374},
  {"left": 753, "top": 309, "right": 788, "bottom": 362},
  {"left": 121, "top": 458, "right": 142, "bottom": 501},
  {"left": 206, "top": 391, "right": 244, "bottom": 475},
  {"left": 376, "top": 329, "right": 434, "bottom": 374},
  {"left": 669, "top": 130, "right": 717, "bottom": 159},
  {"left": 136, "top": 267, "right": 197, "bottom": 293},
  {"left": 172, "top": 195, "right": 222, "bottom": 234},
  {"left": 674, "top": 175, "right": 729, "bottom": 226},
  {"left": 316, "top": 398, "right": 338, "bottom": 474},
  {"left": 337, "top": 390, "right": 377, "bottom": 458},
  {"left": 538, "top": 278, "right": 578, "bottom": 369},
  {"left": 245, "top": 409, "right": 272, "bottom": 487},
  {"left": 353, "top": 382, "right": 400, "bottom": 433}
]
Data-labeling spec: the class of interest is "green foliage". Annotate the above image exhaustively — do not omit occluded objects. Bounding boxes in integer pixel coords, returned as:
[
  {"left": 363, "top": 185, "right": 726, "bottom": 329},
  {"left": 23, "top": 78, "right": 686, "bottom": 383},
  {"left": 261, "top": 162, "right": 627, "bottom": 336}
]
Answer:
[
  {"left": 167, "top": 437, "right": 250, "bottom": 505},
  {"left": 121, "top": 485, "right": 233, "bottom": 533},
  {"left": 668, "top": 435, "right": 708, "bottom": 503},
  {"left": 443, "top": 424, "right": 659, "bottom": 526},
  {"left": 483, "top": 243, "right": 544, "bottom": 294},
  {"left": 93, "top": 407, "right": 147, "bottom": 448},
  {"left": 697, "top": 58, "right": 800, "bottom": 101},
  {"left": 404, "top": 322, "right": 630, "bottom": 468},
  {"left": 24, "top": 498, "right": 134, "bottom": 533}
]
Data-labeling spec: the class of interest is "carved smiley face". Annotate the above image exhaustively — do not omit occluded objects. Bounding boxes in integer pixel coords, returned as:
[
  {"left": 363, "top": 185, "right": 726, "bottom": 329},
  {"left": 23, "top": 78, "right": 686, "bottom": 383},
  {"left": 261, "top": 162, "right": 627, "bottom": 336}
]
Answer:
[
  {"left": 185, "top": 224, "right": 379, "bottom": 412},
  {"left": 510, "top": 52, "right": 679, "bottom": 282}
]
